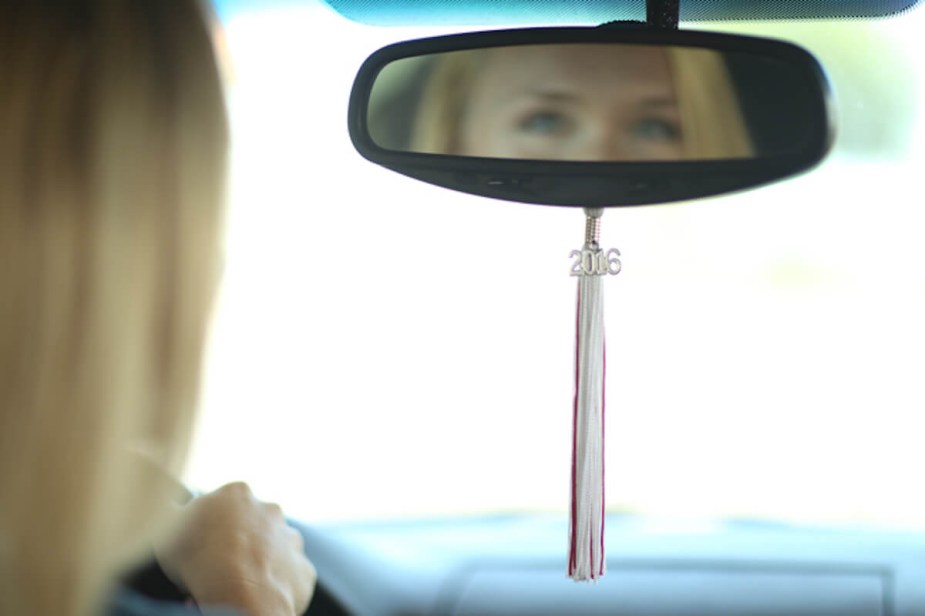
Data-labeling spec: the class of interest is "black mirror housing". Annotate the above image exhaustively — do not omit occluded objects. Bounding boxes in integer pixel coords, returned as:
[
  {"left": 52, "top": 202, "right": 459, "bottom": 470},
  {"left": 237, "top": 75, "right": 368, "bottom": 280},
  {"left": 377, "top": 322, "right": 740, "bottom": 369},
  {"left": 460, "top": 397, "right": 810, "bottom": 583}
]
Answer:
[{"left": 348, "top": 27, "right": 835, "bottom": 207}]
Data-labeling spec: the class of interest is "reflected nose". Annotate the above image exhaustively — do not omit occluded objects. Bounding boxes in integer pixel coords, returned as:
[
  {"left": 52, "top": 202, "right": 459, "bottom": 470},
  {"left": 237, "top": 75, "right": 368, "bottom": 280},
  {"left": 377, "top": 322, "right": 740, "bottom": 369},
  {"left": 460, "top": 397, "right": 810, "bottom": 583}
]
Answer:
[
  {"left": 578, "top": 132, "right": 632, "bottom": 161},
  {"left": 581, "top": 127, "right": 684, "bottom": 162}
]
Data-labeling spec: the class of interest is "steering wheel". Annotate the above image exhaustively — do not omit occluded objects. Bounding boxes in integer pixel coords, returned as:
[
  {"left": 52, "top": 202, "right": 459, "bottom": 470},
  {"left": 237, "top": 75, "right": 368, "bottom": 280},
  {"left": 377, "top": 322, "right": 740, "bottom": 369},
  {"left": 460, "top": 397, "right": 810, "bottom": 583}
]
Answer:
[
  {"left": 118, "top": 465, "right": 343, "bottom": 614},
  {"left": 121, "top": 549, "right": 346, "bottom": 615}
]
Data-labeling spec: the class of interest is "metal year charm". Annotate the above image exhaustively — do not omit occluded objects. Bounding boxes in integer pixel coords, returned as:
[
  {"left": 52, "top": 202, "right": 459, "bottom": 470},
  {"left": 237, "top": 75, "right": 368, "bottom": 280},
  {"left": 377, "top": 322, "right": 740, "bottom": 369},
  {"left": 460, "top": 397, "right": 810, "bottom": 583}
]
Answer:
[{"left": 569, "top": 209, "right": 622, "bottom": 277}]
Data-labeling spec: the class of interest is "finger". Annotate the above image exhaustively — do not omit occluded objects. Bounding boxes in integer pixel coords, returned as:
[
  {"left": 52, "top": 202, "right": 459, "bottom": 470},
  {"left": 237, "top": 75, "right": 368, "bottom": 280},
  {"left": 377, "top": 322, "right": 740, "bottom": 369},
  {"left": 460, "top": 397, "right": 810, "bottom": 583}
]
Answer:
[
  {"left": 263, "top": 501, "right": 285, "bottom": 520},
  {"left": 221, "top": 481, "right": 254, "bottom": 499},
  {"left": 287, "top": 525, "right": 305, "bottom": 550},
  {"left": 294, "top": 559, "right": 318, "bottom": 612}
]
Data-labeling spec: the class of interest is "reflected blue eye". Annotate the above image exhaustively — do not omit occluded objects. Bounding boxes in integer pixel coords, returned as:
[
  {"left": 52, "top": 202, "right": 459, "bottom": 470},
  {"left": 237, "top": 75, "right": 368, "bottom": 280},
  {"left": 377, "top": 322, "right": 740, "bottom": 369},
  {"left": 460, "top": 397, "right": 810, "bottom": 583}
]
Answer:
[
  {"left": 632, "top": 118, "right": 682, "bottom": 141},
  {"left": 518, "top": 111, "right": 571, "bottom": 136}
]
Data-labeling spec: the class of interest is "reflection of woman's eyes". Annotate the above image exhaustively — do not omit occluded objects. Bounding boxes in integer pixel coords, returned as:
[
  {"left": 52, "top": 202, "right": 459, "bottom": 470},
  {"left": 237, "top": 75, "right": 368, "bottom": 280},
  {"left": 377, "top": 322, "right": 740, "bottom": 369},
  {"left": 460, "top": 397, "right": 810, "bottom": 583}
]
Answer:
[
  {"left": 517, "top": 110, "right": 573, "bottom": 136},
  {"left": 631, "top": 117, "right": 682, "bottom": 142}
]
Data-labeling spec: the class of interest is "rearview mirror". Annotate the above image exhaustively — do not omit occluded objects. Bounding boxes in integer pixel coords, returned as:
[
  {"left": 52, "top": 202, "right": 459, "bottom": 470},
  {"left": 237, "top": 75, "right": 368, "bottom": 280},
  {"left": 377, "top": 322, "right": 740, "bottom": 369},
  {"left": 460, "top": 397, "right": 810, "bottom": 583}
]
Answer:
[{"left": 349, "top": 28, "right": 834, "bottom": 207}]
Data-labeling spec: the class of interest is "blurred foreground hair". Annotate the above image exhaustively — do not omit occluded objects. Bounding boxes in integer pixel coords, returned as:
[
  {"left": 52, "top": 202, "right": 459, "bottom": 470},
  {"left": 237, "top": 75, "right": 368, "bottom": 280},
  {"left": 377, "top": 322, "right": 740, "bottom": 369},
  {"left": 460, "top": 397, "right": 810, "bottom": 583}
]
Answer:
[{"left": 0, "top": 1, "right": 228, "bottom": 614}]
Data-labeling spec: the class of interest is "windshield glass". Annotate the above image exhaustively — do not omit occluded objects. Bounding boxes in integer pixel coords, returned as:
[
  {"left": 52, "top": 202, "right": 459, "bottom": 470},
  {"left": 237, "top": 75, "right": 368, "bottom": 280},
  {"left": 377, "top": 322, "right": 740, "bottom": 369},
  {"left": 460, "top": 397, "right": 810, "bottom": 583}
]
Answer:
[{"left": 187, "top": 1, "right": 925, "bottom": 527}]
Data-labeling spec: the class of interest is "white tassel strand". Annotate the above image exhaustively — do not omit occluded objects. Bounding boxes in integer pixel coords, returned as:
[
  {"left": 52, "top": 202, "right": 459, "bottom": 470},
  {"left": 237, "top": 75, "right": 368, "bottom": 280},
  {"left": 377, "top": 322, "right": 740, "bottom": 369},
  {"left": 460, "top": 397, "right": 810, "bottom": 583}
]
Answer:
[{"left": 569, "top": 208, "right": 607, "bottom": 582}]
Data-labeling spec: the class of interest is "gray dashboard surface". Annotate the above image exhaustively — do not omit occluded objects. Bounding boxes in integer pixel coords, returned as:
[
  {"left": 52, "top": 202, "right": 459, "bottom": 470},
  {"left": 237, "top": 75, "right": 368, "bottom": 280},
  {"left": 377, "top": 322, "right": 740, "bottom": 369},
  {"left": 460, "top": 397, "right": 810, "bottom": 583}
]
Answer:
[{"left": 298, "top": 515, "right": 925, "bottom": 616}]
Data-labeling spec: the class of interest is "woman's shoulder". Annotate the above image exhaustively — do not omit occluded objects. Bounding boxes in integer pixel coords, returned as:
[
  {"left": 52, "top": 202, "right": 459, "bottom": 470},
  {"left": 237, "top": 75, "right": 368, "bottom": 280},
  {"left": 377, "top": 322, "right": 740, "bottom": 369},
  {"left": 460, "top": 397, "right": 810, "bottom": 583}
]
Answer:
[{"left": 105, "top": 589, "right": 241, "bottom": 616}]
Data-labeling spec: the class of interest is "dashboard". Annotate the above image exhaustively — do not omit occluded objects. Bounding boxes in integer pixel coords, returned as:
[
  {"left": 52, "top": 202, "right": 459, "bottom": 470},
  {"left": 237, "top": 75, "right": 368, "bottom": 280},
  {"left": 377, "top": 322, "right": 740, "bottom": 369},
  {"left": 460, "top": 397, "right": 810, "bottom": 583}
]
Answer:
[{"left": 299, "top": 515, "right": 925, "bottom": 615}]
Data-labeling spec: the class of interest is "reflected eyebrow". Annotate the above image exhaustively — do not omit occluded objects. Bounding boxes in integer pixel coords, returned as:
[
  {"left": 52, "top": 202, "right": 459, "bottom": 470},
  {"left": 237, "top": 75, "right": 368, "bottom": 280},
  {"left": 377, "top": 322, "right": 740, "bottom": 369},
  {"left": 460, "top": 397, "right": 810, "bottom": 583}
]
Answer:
[
  {"left": 638, "top": 97, "right": 680, "bottom": 109},
  {"left": 528, "top": 90, "right": 579, "bottom": 100},
  {"left": 506, "top": 90, "right": 581, "bottom": 104},
  {"left": 506, "top": 91, "right": 681, "bottom": 109},
  {"left": 506, "top": 89, "right": 582, "bottom": 104}
]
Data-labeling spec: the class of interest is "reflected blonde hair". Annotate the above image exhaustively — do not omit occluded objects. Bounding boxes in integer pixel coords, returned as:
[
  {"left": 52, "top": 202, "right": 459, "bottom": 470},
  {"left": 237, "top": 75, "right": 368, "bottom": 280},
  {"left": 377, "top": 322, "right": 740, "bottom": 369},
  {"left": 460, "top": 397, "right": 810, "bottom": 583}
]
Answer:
[
  {"left": 669, "top": 48, "right": 754, "bottom": 159},
  {"left": 0, "top": 2, "right": 228, "bottom": 615},
  {"left": 411, "top": 50, "right": 484, "bottom": 155},
  {"left": 410, "top": 45, "right": 755, "bottom": 159}
]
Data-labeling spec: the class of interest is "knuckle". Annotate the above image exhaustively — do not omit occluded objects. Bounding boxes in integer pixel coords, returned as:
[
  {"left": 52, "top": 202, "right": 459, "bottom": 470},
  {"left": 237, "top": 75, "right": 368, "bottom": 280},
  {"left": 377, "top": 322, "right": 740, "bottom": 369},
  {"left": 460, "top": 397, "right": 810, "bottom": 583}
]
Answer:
[{"left": 223, "top": 481, "right": 252, "bottom": 496}]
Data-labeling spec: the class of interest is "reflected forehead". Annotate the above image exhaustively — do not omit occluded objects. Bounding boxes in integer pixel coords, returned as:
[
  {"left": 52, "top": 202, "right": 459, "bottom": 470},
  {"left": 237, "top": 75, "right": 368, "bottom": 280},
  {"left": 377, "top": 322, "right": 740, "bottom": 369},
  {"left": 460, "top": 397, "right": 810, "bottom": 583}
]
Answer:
[
  {"left": 485, "top": 44, "right": 671, "bottom": 74},
  {"left": 478, "top": 43, "right": 674, "bottom": 97}
]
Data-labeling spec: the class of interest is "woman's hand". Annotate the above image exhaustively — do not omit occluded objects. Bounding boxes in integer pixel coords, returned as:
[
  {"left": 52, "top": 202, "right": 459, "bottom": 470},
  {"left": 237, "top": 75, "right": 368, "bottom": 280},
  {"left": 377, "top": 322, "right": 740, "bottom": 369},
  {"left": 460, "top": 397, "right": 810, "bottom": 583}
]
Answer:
[{"left": 155, "top": 482, "right": 316, "bottom": 616}]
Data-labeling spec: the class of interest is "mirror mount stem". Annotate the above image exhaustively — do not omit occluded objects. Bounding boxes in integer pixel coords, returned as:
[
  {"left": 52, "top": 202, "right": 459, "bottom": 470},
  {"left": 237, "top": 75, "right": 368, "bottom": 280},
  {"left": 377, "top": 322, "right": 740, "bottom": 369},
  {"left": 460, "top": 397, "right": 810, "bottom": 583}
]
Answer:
[
  {"left": 583, "top": 208, "right": 603, "bottom": 246},
  {"left": 646, "top": 0, "right": 680, "bottom": 30}
]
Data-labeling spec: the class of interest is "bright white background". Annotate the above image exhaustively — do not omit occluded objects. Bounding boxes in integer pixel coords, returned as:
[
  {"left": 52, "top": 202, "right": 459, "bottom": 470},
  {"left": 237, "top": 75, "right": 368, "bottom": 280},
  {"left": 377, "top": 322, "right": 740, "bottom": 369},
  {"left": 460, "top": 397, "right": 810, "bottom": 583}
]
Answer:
[{"left": 186, "top": 2, "right": 925, "bottom": 526}]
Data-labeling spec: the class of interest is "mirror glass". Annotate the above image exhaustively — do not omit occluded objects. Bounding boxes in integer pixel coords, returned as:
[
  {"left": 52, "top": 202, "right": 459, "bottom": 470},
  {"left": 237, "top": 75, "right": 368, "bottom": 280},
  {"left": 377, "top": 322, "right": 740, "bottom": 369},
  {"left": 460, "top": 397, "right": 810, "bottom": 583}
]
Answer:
[{"left": 367, "top": 44, "right": 819, "bottom": 162}]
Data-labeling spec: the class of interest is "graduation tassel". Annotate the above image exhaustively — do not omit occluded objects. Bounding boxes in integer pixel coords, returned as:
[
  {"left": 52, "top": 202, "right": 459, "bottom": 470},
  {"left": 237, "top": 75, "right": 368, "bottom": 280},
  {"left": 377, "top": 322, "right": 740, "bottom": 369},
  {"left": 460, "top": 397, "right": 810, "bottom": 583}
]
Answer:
[{"left": 569, "top": 207, "right": 619, "bottom": 581}]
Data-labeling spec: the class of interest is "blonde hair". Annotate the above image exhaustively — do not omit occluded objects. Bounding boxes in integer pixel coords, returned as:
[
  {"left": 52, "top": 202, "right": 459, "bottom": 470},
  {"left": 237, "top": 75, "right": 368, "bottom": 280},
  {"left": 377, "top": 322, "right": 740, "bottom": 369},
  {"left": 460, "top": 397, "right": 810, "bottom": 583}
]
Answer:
[
  {"left": 409, "top": 51, "right": 484, "bottom": 155},
  {"left": 0, "top": 2, "right": 228, "bottom": 615},
  {"left": 410, "top": 44, "right": 755, "bottom": 159},
  {"left": 669, "top": 48, "right": 754, "bottom": 159}
]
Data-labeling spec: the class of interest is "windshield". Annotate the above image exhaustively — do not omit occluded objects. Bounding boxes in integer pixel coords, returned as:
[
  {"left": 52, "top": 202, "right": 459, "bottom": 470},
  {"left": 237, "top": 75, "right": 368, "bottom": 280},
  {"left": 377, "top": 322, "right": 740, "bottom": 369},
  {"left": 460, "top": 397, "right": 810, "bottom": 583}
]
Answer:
[{"left": 186, "top": 1, "right": 925, "bottom": 527}]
